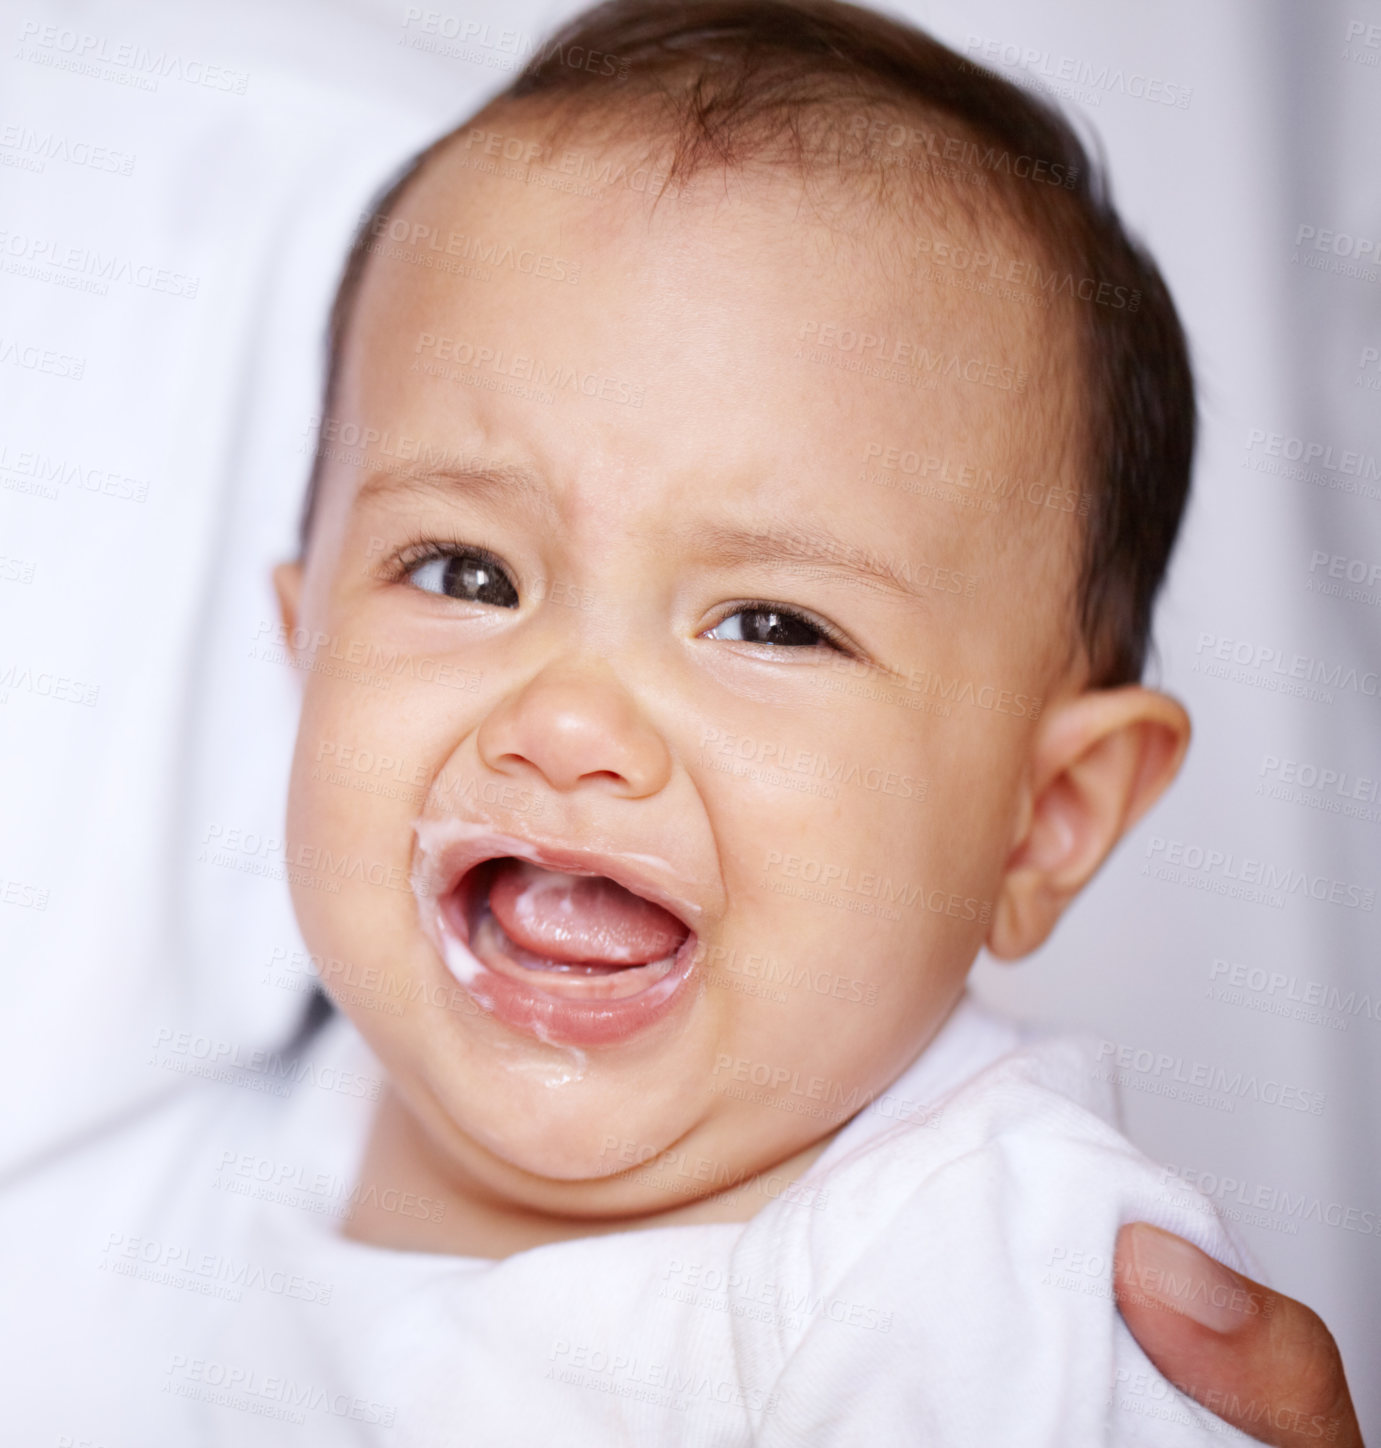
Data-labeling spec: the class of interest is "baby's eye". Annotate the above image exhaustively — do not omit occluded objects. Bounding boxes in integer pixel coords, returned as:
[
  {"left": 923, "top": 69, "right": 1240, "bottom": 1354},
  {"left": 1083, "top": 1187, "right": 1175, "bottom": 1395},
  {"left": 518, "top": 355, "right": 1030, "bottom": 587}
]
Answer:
[
  {"left": 408, "top": 550, "right": 519, "bottom": 608},
  {"left": 704, "top": 606, "right": 835, "bottom": 649}
]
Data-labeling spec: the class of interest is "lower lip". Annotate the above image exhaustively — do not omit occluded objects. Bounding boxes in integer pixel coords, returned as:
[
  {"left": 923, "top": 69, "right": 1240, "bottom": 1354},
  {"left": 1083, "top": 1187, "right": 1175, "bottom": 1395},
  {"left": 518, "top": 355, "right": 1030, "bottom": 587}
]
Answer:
[{"left": 430, "top": 874, "right": 700, "bottom": 1048}]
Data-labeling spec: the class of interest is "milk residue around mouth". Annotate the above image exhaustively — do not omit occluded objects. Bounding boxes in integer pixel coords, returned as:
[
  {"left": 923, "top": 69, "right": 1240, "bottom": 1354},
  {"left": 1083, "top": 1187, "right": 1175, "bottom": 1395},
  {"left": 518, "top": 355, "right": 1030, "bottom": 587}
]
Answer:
[
  {"left": 493, "top": 1030, "right": 588, "bottom": 1088},
  {"left": 410, "top": 816, "right": 589, "bottom": 1086},
  {"left": 410, "top": 816, "right": 704, "bottom": 918},
  {"left": 410, "top": 818, "right": 483, "bottom": 987}
]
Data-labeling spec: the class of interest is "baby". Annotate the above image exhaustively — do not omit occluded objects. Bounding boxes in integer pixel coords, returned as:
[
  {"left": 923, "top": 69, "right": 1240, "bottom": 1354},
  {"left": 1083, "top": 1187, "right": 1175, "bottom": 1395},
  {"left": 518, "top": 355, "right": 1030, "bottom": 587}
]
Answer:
[{"left": 1, "top": 0, "right": 1274, "bottom": 1443}]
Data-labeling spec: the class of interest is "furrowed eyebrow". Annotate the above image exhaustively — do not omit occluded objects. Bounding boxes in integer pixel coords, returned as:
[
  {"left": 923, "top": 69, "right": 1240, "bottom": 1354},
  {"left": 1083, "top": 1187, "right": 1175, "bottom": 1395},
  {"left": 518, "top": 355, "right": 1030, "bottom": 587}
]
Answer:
[
  {"left": 693, "top": 520, "right": 935, "bottom": 606},
  {"left": 355, "top": 470, "right": 934, "bottom": 606},
  {"left": 354, "top": 464, "right": 557, "bottom": 519}
]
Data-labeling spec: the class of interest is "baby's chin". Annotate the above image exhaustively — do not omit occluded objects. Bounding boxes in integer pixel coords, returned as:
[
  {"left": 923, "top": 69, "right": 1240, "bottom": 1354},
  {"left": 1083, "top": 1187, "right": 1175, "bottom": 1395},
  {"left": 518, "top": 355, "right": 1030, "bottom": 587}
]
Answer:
[
  {"left": 455, "top": 1110, "right": 815, "bottom": 1227},
  {"left": 400, "top": 1057, "right": 747, "bottom": 1212},
  {"left": 353, "top": 963, "right": 725, "bottom": 1191}
]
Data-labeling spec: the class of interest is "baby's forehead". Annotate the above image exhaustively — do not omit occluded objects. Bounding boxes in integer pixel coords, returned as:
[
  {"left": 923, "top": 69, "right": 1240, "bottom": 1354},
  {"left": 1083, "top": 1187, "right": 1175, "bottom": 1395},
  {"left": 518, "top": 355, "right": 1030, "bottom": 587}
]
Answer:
[
  {"left": 336, "top": 120, "right": 1083, "bottom": 623},
  {"left": 360, "top": 119, "right": 1074, "bottom": 419},
  {"left": 413, "top": 112, "right": 1058, "bottom": 300}
]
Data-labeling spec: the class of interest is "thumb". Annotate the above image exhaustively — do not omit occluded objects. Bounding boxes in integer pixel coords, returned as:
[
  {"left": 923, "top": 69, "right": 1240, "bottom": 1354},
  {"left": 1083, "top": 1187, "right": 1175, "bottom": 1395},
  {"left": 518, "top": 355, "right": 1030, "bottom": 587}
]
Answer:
[{"left": 1113, "top": 1222, "right": 1363, "bottom": 1447}]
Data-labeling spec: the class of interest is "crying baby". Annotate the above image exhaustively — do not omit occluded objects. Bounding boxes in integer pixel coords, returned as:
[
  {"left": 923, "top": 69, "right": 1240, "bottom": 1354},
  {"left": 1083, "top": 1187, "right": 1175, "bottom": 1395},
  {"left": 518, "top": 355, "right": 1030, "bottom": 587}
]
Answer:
[{"left": 4, "top": 4, "right": 1261, "bottom": 1443}]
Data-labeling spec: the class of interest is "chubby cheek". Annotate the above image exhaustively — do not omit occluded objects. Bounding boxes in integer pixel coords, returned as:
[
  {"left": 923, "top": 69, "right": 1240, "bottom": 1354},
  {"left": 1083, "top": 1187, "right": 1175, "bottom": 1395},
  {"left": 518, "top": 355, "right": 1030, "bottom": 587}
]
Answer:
[
  {"left": 284, "top": 668, "right": 445, "bottom": 981},
  {"left": 701, "top": 711, "right": 1015, "bottom": 1115},
  {"left": 705, "top": 851, "right": 970, "bottom": 1136}
]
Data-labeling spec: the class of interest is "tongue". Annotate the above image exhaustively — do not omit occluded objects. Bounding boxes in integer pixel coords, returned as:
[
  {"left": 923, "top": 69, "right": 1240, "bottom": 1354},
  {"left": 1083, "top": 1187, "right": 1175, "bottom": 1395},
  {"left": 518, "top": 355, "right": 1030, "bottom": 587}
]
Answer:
[{"left": 487, "top": 859, "right": 688, "bottom": 966}]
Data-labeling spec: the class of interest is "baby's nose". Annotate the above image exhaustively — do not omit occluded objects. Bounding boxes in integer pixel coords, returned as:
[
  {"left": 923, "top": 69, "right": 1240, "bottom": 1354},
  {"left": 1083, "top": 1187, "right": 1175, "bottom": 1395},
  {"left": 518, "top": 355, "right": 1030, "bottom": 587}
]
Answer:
[{"left": 475, "top": 665, "right": 672, "bottom": 798}]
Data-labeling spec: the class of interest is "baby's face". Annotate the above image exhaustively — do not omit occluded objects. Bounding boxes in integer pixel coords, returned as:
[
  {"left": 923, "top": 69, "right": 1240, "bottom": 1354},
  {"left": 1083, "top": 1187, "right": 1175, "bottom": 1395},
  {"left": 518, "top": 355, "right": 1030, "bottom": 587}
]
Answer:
[{"left": 281, "top": 122, "right": 1078, "bottom": 1216}]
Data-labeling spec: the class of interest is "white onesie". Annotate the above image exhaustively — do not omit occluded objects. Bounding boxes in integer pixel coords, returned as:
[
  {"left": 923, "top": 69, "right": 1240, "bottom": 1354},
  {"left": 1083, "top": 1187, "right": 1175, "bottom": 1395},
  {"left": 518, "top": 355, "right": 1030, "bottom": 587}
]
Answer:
[{"left": 0, "top": 994, "right": 1259, "bottom": 1446}]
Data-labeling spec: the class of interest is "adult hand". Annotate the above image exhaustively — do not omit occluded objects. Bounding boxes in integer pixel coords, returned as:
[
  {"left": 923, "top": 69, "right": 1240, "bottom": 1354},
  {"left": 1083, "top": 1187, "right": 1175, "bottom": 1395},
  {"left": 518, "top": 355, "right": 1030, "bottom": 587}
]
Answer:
[{"left": 1114, "top": 1222, "right": 1364, "bottom": 1447}]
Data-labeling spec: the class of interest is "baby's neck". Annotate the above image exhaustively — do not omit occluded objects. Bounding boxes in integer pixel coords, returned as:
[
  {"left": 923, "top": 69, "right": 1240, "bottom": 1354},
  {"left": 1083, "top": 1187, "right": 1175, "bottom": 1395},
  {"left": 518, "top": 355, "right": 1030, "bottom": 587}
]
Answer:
[{"left": 342, "top": 1087, "right": 838, "bottom": 1260}]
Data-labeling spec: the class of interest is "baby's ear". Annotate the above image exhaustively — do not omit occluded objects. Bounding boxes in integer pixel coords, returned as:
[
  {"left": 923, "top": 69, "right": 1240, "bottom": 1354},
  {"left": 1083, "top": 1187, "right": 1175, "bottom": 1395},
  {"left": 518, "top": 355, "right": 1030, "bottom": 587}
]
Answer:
[
  {"left": 987, "top": 686, "right": 1190, "bottom": 960},
  {"left": 272, "top": 561, "right": 304, "bottom": 656}
]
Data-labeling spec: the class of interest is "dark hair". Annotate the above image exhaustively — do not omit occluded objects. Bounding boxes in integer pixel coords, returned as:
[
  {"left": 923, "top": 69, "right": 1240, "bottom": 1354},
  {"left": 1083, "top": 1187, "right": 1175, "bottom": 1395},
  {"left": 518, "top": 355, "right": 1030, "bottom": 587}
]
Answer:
[{"left": 302, "top": 0, "right": 1194, "bottom": 689}]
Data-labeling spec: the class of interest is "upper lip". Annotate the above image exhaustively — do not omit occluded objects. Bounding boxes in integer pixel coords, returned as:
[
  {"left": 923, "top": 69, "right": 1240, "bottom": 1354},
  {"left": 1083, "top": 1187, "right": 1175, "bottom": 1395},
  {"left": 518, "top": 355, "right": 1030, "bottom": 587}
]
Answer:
[{"left": 411, "top": 822, "right": 707, "bottom": 936}]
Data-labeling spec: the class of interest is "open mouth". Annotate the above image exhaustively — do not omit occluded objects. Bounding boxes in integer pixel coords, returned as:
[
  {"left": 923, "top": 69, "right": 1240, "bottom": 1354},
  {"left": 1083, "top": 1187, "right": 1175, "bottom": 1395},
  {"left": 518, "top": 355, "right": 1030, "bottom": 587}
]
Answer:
[
  {"left": 412, "top": 821, "right": 705, "bottom": 1047},
  {"left": 444, "top": 858, "right": 694, "bottom": 1002}
]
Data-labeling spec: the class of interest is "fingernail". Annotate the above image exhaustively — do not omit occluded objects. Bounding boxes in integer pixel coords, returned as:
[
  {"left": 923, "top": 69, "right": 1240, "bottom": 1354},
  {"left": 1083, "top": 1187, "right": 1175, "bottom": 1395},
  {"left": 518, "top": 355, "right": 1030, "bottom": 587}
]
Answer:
[{"left": 1122, "top": 1223, "right": 1257, "bottom": 1334}]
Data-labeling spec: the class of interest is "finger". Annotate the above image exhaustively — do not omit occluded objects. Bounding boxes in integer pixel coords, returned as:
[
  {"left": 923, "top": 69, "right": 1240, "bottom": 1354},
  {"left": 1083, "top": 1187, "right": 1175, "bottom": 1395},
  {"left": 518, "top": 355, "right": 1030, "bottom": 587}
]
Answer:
[{"left": 1112, "top": 1222, "right": 1363, "bottom": 1448}]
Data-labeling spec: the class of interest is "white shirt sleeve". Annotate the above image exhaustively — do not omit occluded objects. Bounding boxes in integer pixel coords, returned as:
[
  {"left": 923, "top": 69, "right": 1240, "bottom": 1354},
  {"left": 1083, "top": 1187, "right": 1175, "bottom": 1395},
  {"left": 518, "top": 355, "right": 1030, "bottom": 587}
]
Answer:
[{"left": 721, "top": 1035, "right": 1264, "bottom": 1447}]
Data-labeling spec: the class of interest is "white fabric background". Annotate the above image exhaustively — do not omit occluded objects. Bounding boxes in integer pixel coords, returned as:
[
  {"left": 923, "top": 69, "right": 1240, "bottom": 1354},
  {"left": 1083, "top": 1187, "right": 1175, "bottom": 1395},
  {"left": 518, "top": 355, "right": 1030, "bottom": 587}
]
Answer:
[{"left": 1, "top": 0, "right": 1376, "bottom": 1435}]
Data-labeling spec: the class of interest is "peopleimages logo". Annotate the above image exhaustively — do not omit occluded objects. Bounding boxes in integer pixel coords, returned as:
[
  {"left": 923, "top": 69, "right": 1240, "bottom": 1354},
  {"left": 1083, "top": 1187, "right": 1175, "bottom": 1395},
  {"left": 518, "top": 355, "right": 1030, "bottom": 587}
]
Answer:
[
  {"left": 845, "top": 113, "right": 1078, "bottom": 189},
  {"left": 412, "top": 332, "right": 645, "bottom": 407},
  {"left": 763, "top": 849, "right": 992, "bottom": 922},
  {"left": 1259, "top": 753, "right": 1381, "bottom": 805},
  {"left": 699, "top": 727, "right": 927, "bottom": 801},
  {"left": 798, "top": 321, "right": 1028, "bottom": 393},
  {"left": 1143, "top": 835, "right": 1375, "bottom": 912},
  {"left": 1195, "top": 632, "right": 1381, "bottom": 701},
  {"left": 1292, "top": 223, "right": 1381, "bottom": 279},
  {"left": 1160, "top": 1163, "right": 1381, "bottom": 1237},
  {"left": 916, "top": 236, "right": 1141, "bottom": 311},
  {"left": 360, "top": 212, "right": 580, "bottom": 283},
  {"left": 0, "top": 227, "right": 199, "bottom": 297},
  {"left": 0, "top": 441, "right": 150, "bottom": 502},
  {"left": 15, "top": 20, "right": 250, "bottom": 94},
  {"left": 1208, "top": 957, "right": 1380, "bottom": 1027},
  {"left": 0, "top": 334, "right": 85, "bottom": 379},
  {"left": 1094, "top": 1041, "right": 1326, "bottom": 1116},
  {"left": 960, "top": 35, "right": 1193, "bottom": 109},
  {"left": 1245, "top": 428, "right": 1380, "bottom": 480},
  {"left": 1243, "top": 427, "right": 1381, "bottom": 503}
]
